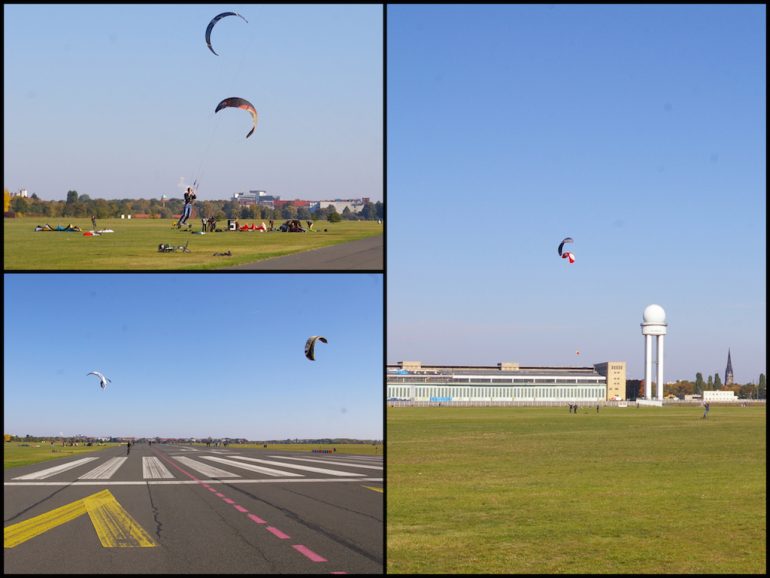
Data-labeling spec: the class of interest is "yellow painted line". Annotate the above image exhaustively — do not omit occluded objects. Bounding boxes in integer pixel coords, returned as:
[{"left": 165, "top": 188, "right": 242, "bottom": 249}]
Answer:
[
  {"left": 4, "top": 496, "right": 87, "bottom": 548},
  {"left": 85, "top": 490, "right": 156, "bottom": 548},
  {"left": 363, "top": 485, "right": 383, "bottom": 493},
  {"left": 4, "top": 489, "right": 156, "bottom": 549}
]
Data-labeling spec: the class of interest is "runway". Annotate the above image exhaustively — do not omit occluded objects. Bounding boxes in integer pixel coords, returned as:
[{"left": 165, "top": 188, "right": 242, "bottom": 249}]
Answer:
[
  {"left": 4, "top": 444, "right": 383, "bottom": 573},
  {"left": 226, "top": 234, "right": 383, "bottom": 270}
]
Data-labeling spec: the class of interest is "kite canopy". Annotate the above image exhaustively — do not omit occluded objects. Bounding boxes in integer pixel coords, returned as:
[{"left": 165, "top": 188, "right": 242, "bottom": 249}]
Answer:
[
  {"left": 305, "top": 336, "right": 328, "bottom": 361},
  {"left": 215, "top": 97, "right": 258, "bottom": 138},
  {"left": 557, "top": 237, "right": 573, "bottom": 257},
  {"left": 205, "top": 12, "right": 248, "bottom": 56},
  {"left": 87, "top": 371, "right": 111, "bottom": 390}
]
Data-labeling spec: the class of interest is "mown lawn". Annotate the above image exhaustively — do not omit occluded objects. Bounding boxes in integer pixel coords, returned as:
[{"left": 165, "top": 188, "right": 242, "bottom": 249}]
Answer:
[
  {"left": 197, "top": 442, "right": 383, "bottom": 456},
  {"left": 387, "top": 405, "right": 766, "bottom": 574},
  {"left": 4, "top": 441, "right": 122, "bottom": 469},
  {"left": 4, "top": 217, "right": 382, "bottom": 270}
]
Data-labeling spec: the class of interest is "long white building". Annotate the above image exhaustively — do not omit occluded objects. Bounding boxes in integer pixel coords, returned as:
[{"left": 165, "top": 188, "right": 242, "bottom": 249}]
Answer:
[{"left": 387, "top": 361, "right": 627, "bottom": 404}]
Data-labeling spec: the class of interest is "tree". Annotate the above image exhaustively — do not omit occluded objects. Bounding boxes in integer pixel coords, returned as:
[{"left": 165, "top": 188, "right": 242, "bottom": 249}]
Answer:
[
  {"left": 694, "top": 373, "right": 704, "bottom": 395},
  {"left": 714, "top": 373, "right": 722, "bottom": 389},
  {"left": 328, "top": 211, "right": 342, "bottom": 223},
  {"left": 759, "top": 374, "right": 766, "bottom": 400},
  {"left": 66, "top": 190, "right": 79, "bottom": 204},
  {"left": 10, "top": 196, "right": 28, "bottom": 214},
  {"left": 281, "top": 205, "right": 298, "bottom": 220},
  {"left": 707, "top": 375, "right": 713, "bottom": 390}
]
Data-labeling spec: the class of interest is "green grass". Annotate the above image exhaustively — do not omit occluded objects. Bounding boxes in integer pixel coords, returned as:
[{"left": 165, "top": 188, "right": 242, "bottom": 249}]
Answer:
[
  {"left": 387, "top": 405, "right": 766, "bottom": 574},
  {"left": 3, "top": 217, "right": 382, "bottom": 270},
  {"left": 221, "top": 442, "right": 382, "bottom": 456},
  {"left": 4, "top": 441, "right": 123, "bottom": 469}
]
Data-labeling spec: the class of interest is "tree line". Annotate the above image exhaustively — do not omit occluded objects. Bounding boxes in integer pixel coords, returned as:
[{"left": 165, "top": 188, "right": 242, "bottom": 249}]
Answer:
[
  {"left": 661, "top": 372, "right": 765, "bottom": 399},
  {"left": 6, "top": 190, "right": 384, "bottom": 222}
]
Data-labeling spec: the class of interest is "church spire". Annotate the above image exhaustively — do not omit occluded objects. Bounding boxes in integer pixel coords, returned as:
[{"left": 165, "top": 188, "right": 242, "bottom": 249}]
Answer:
[{"left": 725, "top": 349, "right": 734, "bottom": 385}]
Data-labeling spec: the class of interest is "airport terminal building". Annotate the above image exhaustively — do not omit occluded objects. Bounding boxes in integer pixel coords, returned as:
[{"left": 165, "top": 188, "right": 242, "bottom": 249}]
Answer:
[{"left": 387, "top": 361, "right": 627, "bottom": 405}]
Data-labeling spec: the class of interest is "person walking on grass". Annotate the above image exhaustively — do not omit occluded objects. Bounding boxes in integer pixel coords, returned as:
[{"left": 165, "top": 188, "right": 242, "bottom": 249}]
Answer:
[{"left": 702, "top": 401, "right": 710, "bottom": 419}]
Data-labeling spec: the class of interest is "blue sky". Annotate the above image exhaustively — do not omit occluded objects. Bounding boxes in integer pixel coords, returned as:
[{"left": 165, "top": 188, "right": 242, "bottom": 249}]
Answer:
[
  {"left": 4, "top": 4, "right": 383, "bottom": 202},
  {"left": 387, "top": 5, "right": 766, "bottom": 383},
  {"left": 4, "top": 274, "right": 383, "bottom": 439}
]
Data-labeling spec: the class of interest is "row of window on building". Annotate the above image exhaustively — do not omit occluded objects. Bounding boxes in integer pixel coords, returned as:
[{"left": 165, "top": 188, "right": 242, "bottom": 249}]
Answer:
[{"left": 387, "top": 385, "right": 606, "bottom": 401}]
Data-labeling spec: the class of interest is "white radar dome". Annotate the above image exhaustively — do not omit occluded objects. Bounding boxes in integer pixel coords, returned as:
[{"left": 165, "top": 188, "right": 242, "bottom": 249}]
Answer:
[{"left": 643, "top": 304, "right": 666, "bottom": 324}]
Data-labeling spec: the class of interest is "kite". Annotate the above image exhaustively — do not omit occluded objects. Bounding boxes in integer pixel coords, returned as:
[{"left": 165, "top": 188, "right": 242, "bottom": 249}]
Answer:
[
  {"left": 558, "top": 237, "right": 575, "bottom": 264},
  {"left": 205, "top": 12, "right": 248, "bottom": 56},
  {"left": 305, "top": 336, "right": 328, "bottom": 361},
  {"left": 215, "top": 97, "right": 258, "bottom": 138},
  {"left": 87, "top": 371, "right": 111, "bottom": 390}
]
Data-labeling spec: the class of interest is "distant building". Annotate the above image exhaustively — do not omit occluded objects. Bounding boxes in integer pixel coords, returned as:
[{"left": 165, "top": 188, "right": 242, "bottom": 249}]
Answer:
[
  {"left": 594, "top": 362, "right": 627, "bottom": 400},
  {"left": 316, "top": 198, "right": 368, "bottom": 214},
  {"left": 386, "top": 360, "right": 619, "bottom": 403},
  {"left": 725, "top": 349, "right": 734, "bottom": 385},
  {"left": 703, "top": 390, "right": 737, "bottom": 402},
  {"left": 232, "top": 190, "right": 279, "bottom": 207}
]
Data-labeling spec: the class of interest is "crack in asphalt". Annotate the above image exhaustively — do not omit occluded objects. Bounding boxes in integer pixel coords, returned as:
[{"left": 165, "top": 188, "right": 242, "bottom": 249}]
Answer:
[
  {"left": 280, "top": 485, "right": 383, "bottom": 523},
  {"left": 145, "top": 483, "right": 163, "bottom": 541},
  {"left": 224, "top": 482, "right": 383, "bottom": 566},
  {"left": 3, "top": 484, "right": 74, "bottom": 523}
]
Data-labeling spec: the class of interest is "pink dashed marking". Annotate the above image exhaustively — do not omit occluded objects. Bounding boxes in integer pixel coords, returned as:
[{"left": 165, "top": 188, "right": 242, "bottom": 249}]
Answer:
[
  {"left": 208, "top": 487, "right": 217, "bottom": 492},
  {"left": 248, "top": 514, "right": 266, "bottom": 524},
  {"left": 266, "top": 526, "right": 290, "bottom": 540},
  {"left": 223, "top": 498, "right": 235, "bottom": 504},
  {"left": 293, "top": 544, "right": 327, "bottom": 562},
  {"left": 214, "top": 492, "right": 225, "bottom": 498},
  {"left": 330, "top": 572, "right": 348, "bottom": 574},
  {"left": 234, "top": 505, "right": 248, "bottom": 513}
]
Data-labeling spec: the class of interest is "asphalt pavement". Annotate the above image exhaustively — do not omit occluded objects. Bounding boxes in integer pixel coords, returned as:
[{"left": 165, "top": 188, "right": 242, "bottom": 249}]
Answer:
[
  {"left": 4, "top": 444, "right": 383, "bottom": 574},
  {"left": 225, "top": 234, "right": 383, "bottom": 270}
]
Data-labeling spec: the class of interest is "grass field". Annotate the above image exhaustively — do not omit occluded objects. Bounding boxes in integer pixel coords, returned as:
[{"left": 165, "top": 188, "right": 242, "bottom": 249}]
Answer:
[
  {"left": 3, "top": 217, "right": 382, "bottom": 270},
  {"left": 3, "top": 441, "right": 123, "bottom": 469},
  {"left": 217, "top": 442, "right": 382, "bottom": 456},
  {"left": 387, "top": 405, "right": 766, "bottom": 574}
]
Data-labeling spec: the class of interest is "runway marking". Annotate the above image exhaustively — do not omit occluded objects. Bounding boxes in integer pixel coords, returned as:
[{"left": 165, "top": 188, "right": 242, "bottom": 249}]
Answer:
[
  {"left": 293, "top": 544, "right": 327, "bottom": 562},
  {"left": 79, "top": 457, "right": 127, "bottom": 480},
  {"left": 201, "top": 456, "right": 304, "bottom": 477},
  {"left": 234, "top": 505, "right": 248, "bottom": 513},
  {"left": 363, "top": 486, "right": 383, "bottom": 493},
  {"left": 4, "top": 489, "right": 155, "bottom": 549},
  {"left": 143, "top": 457, "right": 175, "bottom": 479},
  {"left": 227, "top": 456, "right": 365, "bottom": 477},
  {"left": 248, "top": 513, "right": 267, "bottom": 524},
  {"left": 11, "top": 457, "right": 99, "bottom": 480},
  {"left": 269, "top": 456, "right": 383, "bottom": 470},
  {"left": 4, "top": 477, "right": 383, "bottom": 486},
  {"left": 266, "top": 526, "right": 290, "bottom": 539},
  {"left": 173, "top": 456, "right": 240, "bottom": 478}
]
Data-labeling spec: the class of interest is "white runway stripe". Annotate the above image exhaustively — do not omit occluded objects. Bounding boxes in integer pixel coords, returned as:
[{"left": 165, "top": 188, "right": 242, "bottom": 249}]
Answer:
[
  {"left": 78, "top": 457, "right": 127, "bottom": 479},
  {"left": 12, "top": 457, "right": 100, "bottom": 480},
  {"left": 229, "top": 456, "right": 365, "bottom": 477},
  {"left": 201, "top": 456, "right": 303, "bottom": 477},
  {"left": 143, "top": 457, "right": 175, "bottom": 479},
  {"left": 174, "top": 456, "right": 240, "bottom": 478},
  {"left": 268, "top": 456, "right": 382, "bottom": 470}
]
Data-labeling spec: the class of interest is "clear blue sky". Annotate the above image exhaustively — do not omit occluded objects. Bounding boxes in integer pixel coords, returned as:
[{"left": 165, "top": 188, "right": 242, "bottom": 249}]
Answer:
[
  {"left": 4, "top": 274, "right": 383, "bottom": 439},
  {"left": 387, "top": 5, "right": 766, "bottom": 383},
  {"left": 4, "top": 4, "right": 382, "bottom": 202}
]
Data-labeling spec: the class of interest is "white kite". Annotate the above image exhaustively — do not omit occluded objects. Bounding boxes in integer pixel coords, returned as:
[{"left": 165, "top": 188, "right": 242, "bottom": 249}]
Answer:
[{"left": 87, "top": 371, "right": 111, "bottom": 390}]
